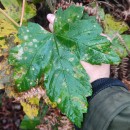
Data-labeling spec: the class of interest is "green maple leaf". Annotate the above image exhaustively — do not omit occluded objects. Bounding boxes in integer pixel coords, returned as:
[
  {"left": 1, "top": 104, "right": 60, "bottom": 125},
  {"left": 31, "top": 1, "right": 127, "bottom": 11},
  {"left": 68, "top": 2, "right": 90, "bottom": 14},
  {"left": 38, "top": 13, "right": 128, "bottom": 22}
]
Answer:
[
  {"left": 0, "top": 0, "right": 36, "bottom": 22},
  {"left": 9, "top": 5, "right": 120, "bottom": 127},
  {"left": 103, "top": 14, "right": 129, "bottom": 35},
  {"left": 112, "top": 35, "right": 130, "bottom": 58}
]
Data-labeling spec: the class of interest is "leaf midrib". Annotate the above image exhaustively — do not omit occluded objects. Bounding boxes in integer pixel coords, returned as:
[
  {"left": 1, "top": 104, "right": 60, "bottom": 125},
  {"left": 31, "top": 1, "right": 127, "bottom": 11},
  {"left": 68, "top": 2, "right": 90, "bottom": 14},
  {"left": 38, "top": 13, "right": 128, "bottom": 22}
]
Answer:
[
  {"left": 53, "top": 36, "right": 88, "bottom": 116},
  {"left": 53, "top": 35, "right": 77, "bottom": 116}
]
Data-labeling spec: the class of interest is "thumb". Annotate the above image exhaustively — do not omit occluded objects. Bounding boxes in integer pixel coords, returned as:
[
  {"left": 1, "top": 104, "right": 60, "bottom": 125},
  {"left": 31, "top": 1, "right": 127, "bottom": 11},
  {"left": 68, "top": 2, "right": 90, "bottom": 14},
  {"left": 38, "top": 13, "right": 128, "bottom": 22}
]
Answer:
[{"left": 47, "top": 14, "right": 55, "bottom": 24}]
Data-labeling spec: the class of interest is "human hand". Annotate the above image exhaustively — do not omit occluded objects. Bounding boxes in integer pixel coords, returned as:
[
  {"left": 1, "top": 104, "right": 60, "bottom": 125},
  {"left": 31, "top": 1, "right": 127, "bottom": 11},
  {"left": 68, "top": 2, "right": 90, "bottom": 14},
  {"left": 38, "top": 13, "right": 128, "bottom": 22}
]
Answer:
[
  {"left": 47, "top": 14, "right": 55, "bottom": 32},
  {"left": 80, "top": 61, "right": 110, "bottom": 82},
  {"left": 47, "top": 14, "right": 110, "bottom": 83}
]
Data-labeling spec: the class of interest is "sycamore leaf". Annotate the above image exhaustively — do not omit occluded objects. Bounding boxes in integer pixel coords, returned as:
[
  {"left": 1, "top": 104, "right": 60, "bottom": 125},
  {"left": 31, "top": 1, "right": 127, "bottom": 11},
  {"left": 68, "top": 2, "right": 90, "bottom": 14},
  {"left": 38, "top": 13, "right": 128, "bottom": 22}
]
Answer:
[
  {"left": 9, "top": 24, "right": 53, "bottom": 92},
  {"left": 98, "top": 7, "right": 105, "bottom": 20},
  {"left": 0, "top": 19, "right": 21, "bottom": 43},
  {"left": 112, "top": 35, "right": 130, "bottom": 57},
  {"left": 9, "top": 5, "right": 120, "bottom": 127},
  {"left": 0, "top": 35, "right": 17, "bottom": 87},
  {"left": 0, "top": 58, "right": 12, "bottom": 86},
  {"left": 103, "top": 14, "right": 129, "bottom": 35},
  {"left": 0, "top": 0, "right": 36, "bottom": 22},
  {"left": 0, "top": 19, "right": 21, "bottom": 87},
  {"left": 20, "top": 96, "right": 40, "bottom": 119},
  {"left": 0, "top": 19, "right": 17, "bottom": 37},
  {"left": 0, "top": 39, "right": 7, "bottom": 51},
  {"left": 54, "top": 7, "right": 120, "bottom": 64}
]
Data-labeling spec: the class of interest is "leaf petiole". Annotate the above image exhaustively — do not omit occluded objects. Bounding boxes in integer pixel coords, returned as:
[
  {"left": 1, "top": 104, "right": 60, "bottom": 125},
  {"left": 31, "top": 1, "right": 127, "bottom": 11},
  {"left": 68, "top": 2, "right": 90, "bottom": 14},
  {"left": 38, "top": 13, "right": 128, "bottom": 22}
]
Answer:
[{"left": 20, "top": 0, "right": 26, "bottom": 26}]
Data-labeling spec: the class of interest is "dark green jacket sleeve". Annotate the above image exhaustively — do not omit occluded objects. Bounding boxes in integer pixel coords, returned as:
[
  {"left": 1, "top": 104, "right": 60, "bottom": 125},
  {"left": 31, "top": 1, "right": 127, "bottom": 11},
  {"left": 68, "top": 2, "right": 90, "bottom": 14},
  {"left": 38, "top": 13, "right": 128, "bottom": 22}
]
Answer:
[{"left": 80, "top": 78, "right": 130, "bottom": 130}]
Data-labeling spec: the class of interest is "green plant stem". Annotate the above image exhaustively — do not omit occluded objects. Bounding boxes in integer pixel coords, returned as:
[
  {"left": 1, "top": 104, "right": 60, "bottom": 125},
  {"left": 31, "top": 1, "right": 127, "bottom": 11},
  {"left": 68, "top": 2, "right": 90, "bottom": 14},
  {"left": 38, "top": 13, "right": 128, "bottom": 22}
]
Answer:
[
  {"left": 20, "top": 0, "right": 25, "bottom": 26},
  {"left": 0, "top": 8, "right": 20, "bottom": 27}
]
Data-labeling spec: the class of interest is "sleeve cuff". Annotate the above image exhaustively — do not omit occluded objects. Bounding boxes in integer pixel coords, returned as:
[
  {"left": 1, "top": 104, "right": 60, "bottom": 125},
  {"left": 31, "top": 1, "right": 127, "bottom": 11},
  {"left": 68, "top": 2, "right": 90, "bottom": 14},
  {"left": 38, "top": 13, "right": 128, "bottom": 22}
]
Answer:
[{"left": 88, "top": 78, "right": 127, "bottom": 102}]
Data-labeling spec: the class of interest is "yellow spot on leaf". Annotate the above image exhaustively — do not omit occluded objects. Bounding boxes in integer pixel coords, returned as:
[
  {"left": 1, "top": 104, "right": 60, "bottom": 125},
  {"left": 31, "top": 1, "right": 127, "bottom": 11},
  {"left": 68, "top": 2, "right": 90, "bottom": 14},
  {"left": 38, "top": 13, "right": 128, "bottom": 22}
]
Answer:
[{"left": 45, "top": 97, "right": 57, "bottom": 108}]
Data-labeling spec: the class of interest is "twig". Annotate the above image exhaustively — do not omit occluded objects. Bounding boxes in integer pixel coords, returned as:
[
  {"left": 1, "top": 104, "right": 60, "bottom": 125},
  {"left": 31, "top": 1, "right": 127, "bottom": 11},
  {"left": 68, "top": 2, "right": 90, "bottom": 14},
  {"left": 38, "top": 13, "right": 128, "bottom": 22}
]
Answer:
[
  {"left": 20, "top": 0, "right": 25, "bottom": 26},
  {"left": 0, "top": 8, "right": 20, "bottom": 27},
  {"left": 98, "top": 1, "right": 114, "bottom": 9}
]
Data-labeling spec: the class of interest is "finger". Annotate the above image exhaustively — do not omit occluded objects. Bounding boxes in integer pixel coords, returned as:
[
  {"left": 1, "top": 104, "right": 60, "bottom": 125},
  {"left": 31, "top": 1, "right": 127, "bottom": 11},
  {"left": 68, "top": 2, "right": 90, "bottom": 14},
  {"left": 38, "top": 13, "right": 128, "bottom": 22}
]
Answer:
[
  {"left": 80, "top": 61, "right": 110, "bottom": 71},
  {"left": 80, "top": 61, "right": 93, "bottom": 70},
  {"left": 76, "top": 3, "right": 82, "bottom": 6},
  {"left": 49, "top": 23, "right": 53, "bottom": 32},
  {"left": 101, "top": 64, "right": 110, "bottom": 72},
  {"left": 76, "top": 3, "right": 80, "bottom": 6},
  {"left": 79, "top": 3, "right": 83, "bottom": 6},
  {"left": 47, "top": 14, "right": 55, "bottom": 24}
]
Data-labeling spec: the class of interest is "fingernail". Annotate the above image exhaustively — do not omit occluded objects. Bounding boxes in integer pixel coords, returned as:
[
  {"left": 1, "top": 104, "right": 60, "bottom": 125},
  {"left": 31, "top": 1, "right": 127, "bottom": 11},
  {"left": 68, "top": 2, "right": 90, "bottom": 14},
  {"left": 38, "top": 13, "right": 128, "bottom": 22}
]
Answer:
[
  {"left": 47, "top": 14, "right": 52, "bottom": 20},
  {"left": 47, "top": 14, "right": 55, "bottom": 24}
]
